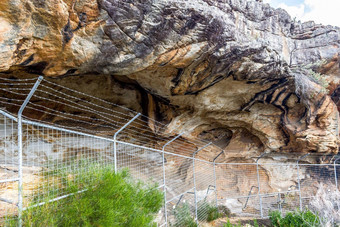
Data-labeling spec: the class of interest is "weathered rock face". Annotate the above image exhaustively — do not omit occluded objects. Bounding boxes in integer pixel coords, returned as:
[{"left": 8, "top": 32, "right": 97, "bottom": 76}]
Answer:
[{"left": 0, "top": 0, "right": 340, "bottom": 155}]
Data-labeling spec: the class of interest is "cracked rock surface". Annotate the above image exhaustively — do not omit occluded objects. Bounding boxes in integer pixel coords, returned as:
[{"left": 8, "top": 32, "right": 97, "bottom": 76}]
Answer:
[{"left": 0, "top": 0, "right": 339, "bottom": 155}]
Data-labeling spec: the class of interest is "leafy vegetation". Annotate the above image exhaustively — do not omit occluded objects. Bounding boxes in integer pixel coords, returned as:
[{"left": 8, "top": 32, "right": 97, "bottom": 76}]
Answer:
[
  {"left": 306, "top": 69, "right": 329, "bottom": 94},
  {"left": 223, "top": 219, "right": 243, "bottom": 227},
  {"left": 171, "top": 202, "right": 197, "bottom": 227},
  {"left": 6, "top": 165, "right": 163, "bottom": 227},
  {"left": 295, "top": 59, "right": 329, "bottom": 95},
  {"left": 197, "top": 201, "right": 220, "bottom": 222},
  {"left": 171, "top": 200, "right": 224, "bottom": 226},
  {"left": 269, "top": 210, "right": 321, "bottom": 227}
]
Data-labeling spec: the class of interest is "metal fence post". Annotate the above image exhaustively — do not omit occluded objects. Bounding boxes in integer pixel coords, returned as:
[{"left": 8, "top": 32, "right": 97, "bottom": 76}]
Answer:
[
  {"left": 336, "top": 107, "right": 339, "bottom": 138},
  {"left": 277, "top": 192, "right": 282, "bottom": 214},
  {"left": 18, "top": 76, "right": 43, "bottom": 227},
  {"left": 256, "top": 153, "right": 266, "bottom": 219},
  {"left": 193, "top": 142, "right": 212, "bottom": 224},
  {"left": 162, "top": 131, "right": 186, "bottom": 226},
  {"left": 297, "top": 153, "right": 309, "bottom": 211},
  {"left": 334, "top": 156, "right": 340, "bottom": 189},
  {"left": 213, "top": 149, "right": 224, "bottom": 208},
  {"left": 113, "top": 113, "right": 141, "bottom": 173}
]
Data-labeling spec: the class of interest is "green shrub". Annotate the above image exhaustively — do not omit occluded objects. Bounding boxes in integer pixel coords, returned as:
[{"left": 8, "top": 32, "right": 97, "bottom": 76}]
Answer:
[
  {"left": 197, "top": 201, "right": 220, "bottom": 222},
  {"left": 269, "top": 210, "right": 321, "bottom": 227},
  {"left": 7, "top": 166, "right": 163, "bottom": 227},
  {"left": 171, "top": 202, "right": 197, "bottom": 227}
]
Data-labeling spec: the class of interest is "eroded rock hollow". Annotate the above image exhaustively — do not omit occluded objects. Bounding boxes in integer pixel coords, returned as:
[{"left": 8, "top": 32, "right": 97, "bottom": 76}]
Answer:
[{"left": 0, "top": 0, "right": 340, "bottom": 157}]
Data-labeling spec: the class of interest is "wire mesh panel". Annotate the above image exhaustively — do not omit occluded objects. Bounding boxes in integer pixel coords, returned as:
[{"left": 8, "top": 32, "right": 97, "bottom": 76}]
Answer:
[
  {"left": 116, "top": 142, "right": 164, "bottom": 185},
  {"left": 166, "top": 191, "right": 196, "bottom": 226},
  {"left": 279, "top": 190, "right": 300, "bottom": 216},
  {"left": 299, "top": 163, "right": 337, "bottom": 210},
  {"left": 261, "top": 194, "right": 280, "bottom": 217},
  {"left": 233, "top": 196, "right": 260, "bottom": 218},
  {"left": 164, "top": 153, "right": 194, "bottom": 203},
  {"left": 259, "top": 162, "right": 300, "bottom": 217},
  {"left": 215, "top": 161, "right": 307, "bottom": 218},
  {"left": 336, "top": 163, "right": 340, "bottom": 190},
  {"left": 216, "top": 163, "right": 261, "bottom": 217},
  {"left": 0, "top": 112, "right": 19, "bottom": 225},
  {"left": 156, "top": 187, "right": 167, "bottom": 227},
  {"left": 20, "top": 123, "right": 115, "bottom": 210},
  {"left": 194, "top": 159, "right": 215, "bottom": 224},
  {"left": 260, "top": 190, "right": 300, "bottom": 218},
  {"left": 162, "top": 151, "right": 196, "bottom": 226}
]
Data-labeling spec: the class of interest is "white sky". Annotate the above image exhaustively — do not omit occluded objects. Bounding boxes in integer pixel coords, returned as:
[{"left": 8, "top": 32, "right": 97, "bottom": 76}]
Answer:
[{"left": 263, "top": 0, "right": 340, "bottom": 27}]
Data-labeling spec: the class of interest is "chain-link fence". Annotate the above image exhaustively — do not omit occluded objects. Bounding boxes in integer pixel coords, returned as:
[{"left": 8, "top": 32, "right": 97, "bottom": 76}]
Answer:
[{"left": 0, "top": 76, "right": 339, "bottom": 226}]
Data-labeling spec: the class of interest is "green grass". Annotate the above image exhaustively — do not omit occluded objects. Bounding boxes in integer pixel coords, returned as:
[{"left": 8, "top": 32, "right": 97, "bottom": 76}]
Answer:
[
  {"left": 269, "top": 210, "right": 321, "bottom": 227},
  {"left": 223, "top": 219, "right": 242, "bottom": 227},
  {"left": 6, "top": 164, "right": 163, "bottom": 227}
]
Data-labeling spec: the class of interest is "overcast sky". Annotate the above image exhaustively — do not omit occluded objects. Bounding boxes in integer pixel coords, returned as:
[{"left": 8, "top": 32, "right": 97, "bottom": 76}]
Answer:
[{"left": 263, "top": 0, "right": 340, "bottom": 27}]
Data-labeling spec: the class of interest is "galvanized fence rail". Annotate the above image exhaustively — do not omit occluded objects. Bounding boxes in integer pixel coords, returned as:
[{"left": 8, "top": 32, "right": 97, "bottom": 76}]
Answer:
[{"left": 0, "top": 76, "right": 339, "bottom": 226}]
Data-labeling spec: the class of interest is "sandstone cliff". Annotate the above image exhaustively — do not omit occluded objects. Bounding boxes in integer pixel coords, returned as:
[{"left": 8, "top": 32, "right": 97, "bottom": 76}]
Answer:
[{"left": 0, "top": 0, "right": 339, "bottom": 156}]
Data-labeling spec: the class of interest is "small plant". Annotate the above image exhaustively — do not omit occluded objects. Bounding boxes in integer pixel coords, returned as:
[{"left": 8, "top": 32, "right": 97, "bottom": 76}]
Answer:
[
  {"left": 270, "top": 210, "right": 282, "bottom": 226},
  {"left": 197, "top": 201, "right": 220, "bottom": 222},
  {"left": 171, "top": 202, "right": 197, "bottom": 227},
  {"left": 294, "top": 68, "right": 329, "bottom": 104},
  {"left": 307, "top": 69, "right": 329, "bottom": 94},
  {"left": 6, "top": 165, "right": 163, "bottom": 227},
  {"left": 223, "top": 219, "right": 242, "bottom": 227},
  {"left": 298, "top": 59, "right": 329, "bottom": 93},
  {"left": 224, "top": 219, "right": 234, "bottom": 227},
  {"left": 269, "top": 210, "right": 321, "bottom": 227}
]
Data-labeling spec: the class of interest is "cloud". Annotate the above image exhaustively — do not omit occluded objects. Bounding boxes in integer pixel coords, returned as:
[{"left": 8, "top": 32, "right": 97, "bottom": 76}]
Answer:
[
  {"left": 274, "top": 0, "right": 340, "bottom": 27},
  {"left": 277, "top": 3, "right": 305, "bottom": 20},
  {"left": 302, "top": 0, "right": 340, "bottom": 27}
]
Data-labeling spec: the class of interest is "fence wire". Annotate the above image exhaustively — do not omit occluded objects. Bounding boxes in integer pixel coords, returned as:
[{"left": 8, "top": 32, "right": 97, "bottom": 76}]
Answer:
[
  {"left": 0, "top": 112, "right": 18, "bottom": 224},
  {"left": 0, "top": 76, "right": 339, "bottom": 226}
]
